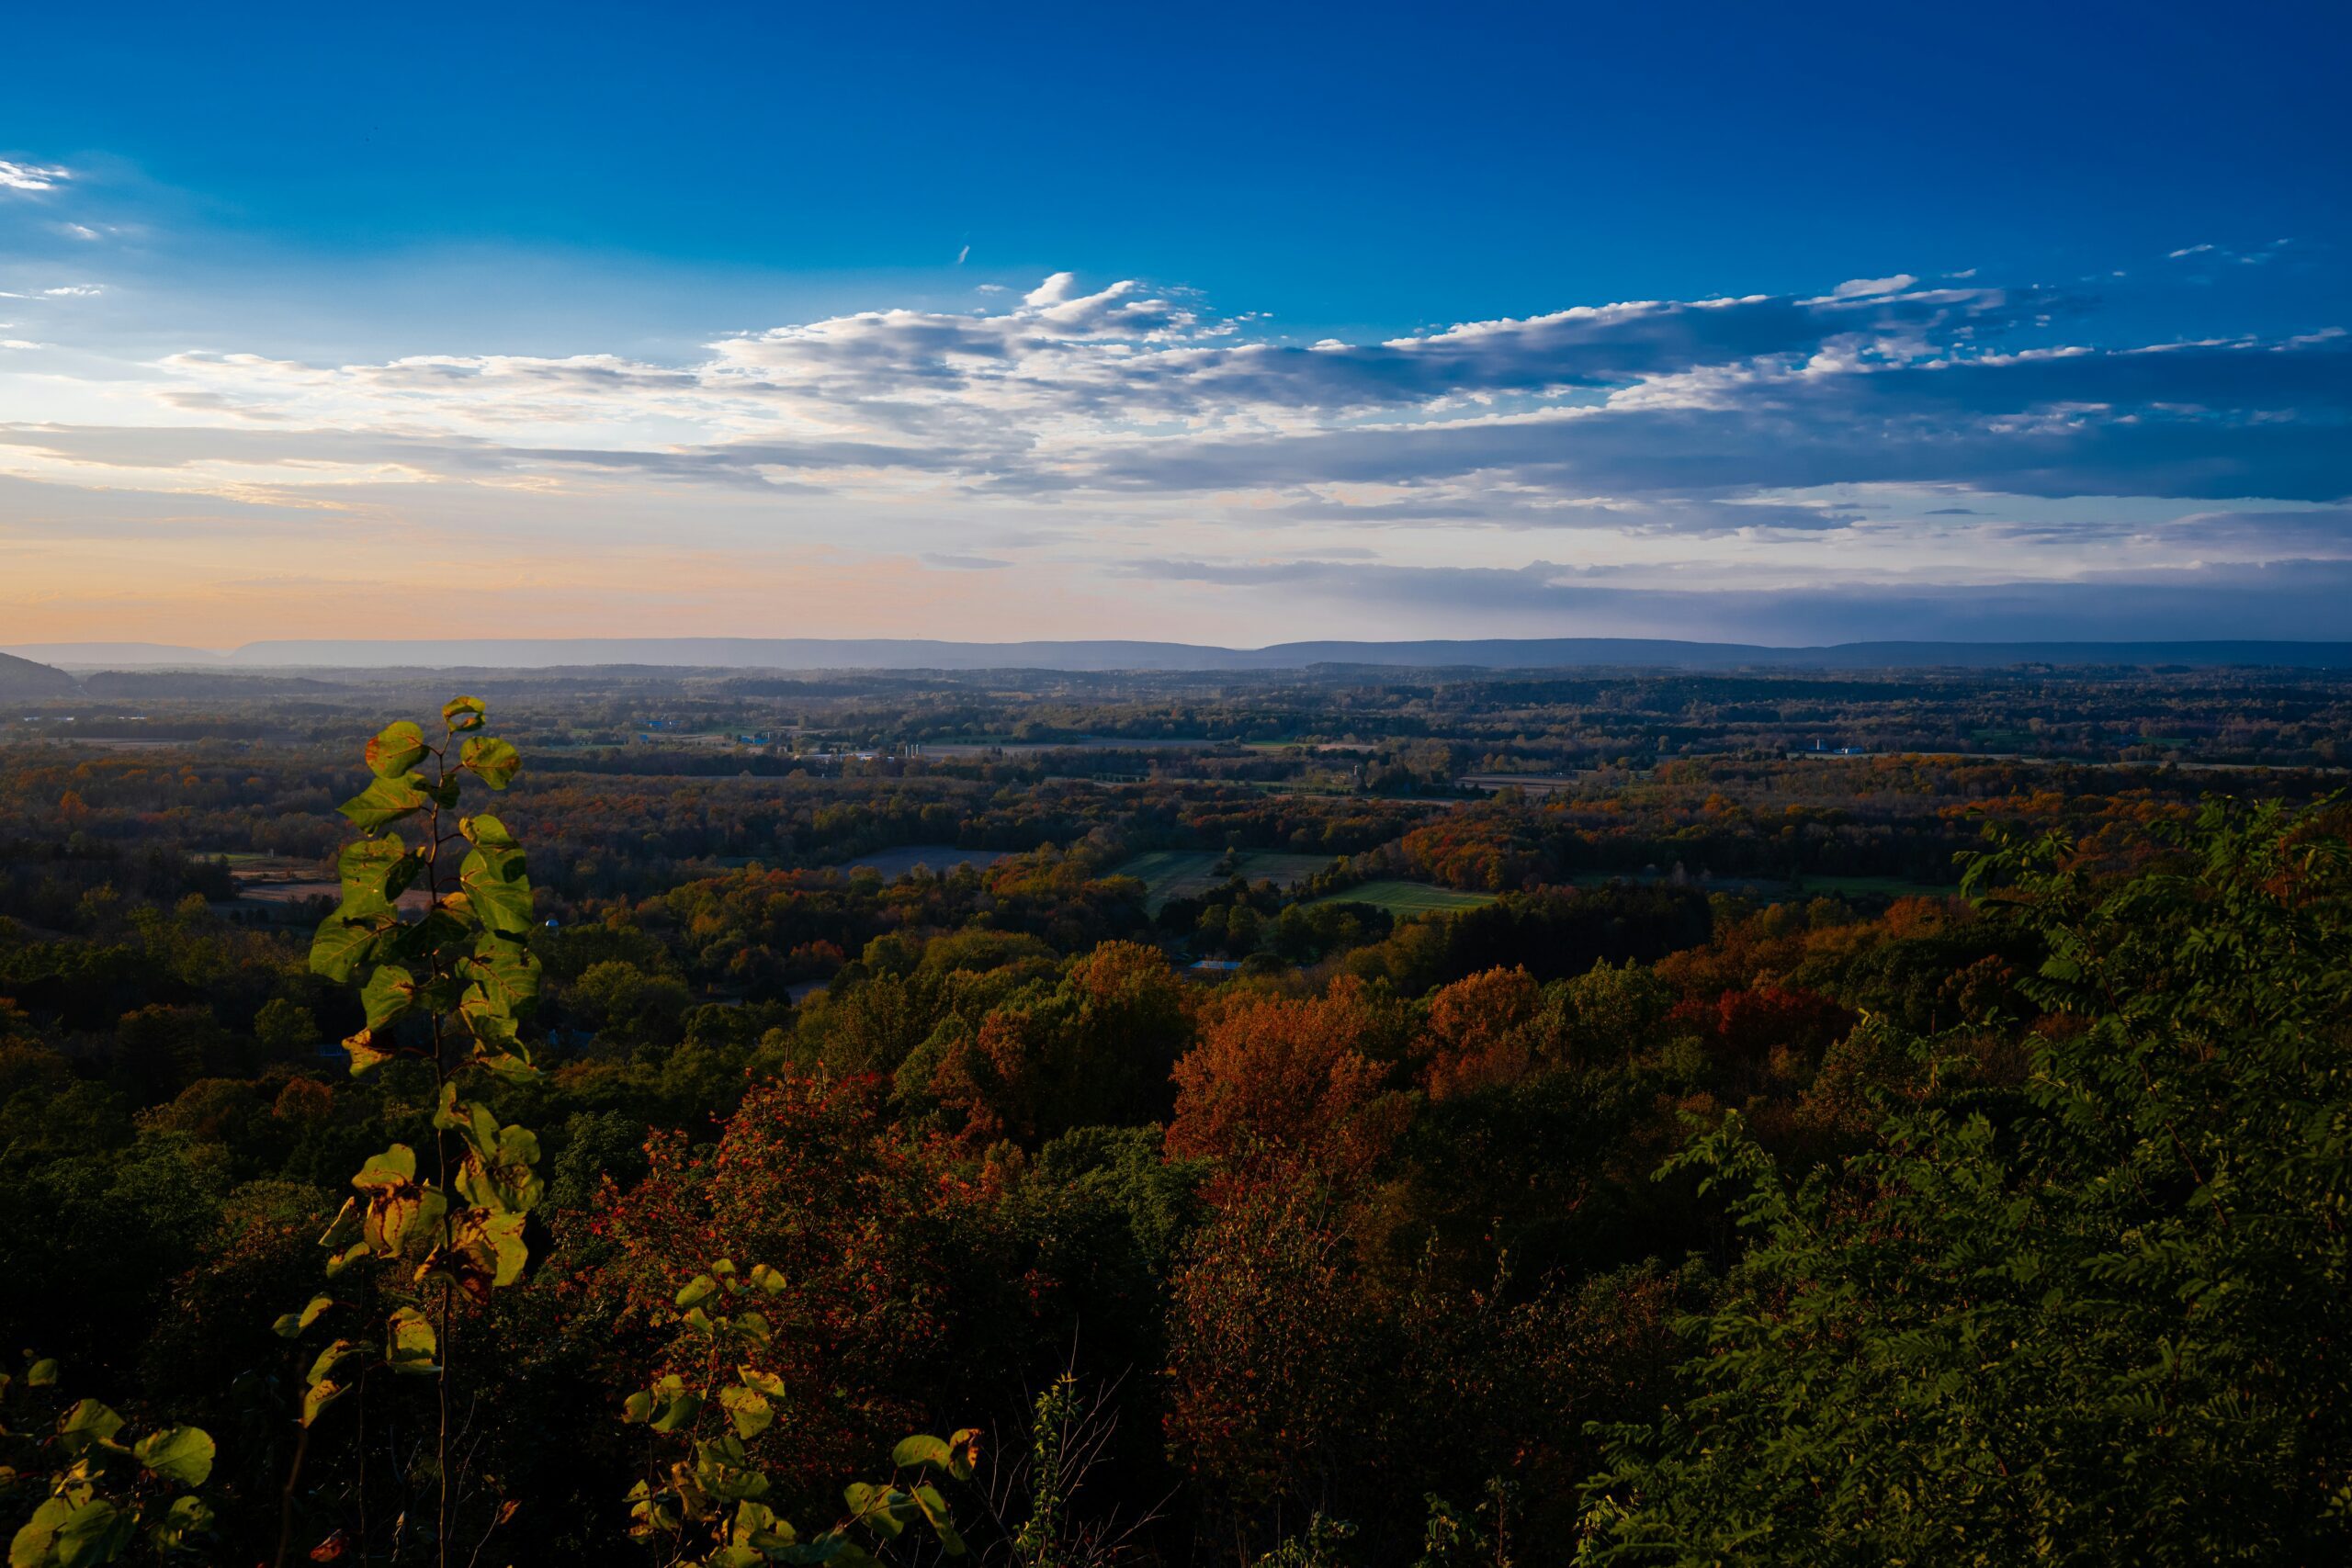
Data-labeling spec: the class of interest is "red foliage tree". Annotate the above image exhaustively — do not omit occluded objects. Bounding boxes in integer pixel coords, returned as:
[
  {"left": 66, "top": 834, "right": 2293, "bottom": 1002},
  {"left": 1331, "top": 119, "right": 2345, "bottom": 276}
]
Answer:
[
  {"left": 1670, "top": 983, "right": 1856, "bottom": 1064},
  {"left": 1419, "top": 965, "right": 1548, "bottom": 1100},
  {"left": 1167, "top": 977, "right": 1409, "bottom": 1184},
  {"left": 575, "top": 1073, "right": 971, "bottom": 1506}
]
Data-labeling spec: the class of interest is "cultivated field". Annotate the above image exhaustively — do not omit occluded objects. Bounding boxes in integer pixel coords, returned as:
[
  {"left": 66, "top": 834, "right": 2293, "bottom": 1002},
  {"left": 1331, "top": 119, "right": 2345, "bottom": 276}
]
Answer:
[
  {"left": 1306, "top": 878, "right": 1497, "bottom": 916},
  {"left": 1112, "top": 849, "right": 1336, "bottom": 910}
]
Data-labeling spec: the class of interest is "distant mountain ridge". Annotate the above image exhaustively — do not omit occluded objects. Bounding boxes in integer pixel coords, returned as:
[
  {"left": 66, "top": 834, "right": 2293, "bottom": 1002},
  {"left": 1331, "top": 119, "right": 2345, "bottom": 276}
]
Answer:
[{"left": 9, "top": 637, "right": 2352, "bottom": 673}]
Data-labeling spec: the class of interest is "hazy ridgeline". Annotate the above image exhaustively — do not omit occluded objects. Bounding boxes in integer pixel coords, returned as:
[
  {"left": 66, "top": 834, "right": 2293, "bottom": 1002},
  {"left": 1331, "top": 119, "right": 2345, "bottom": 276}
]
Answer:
[{"left": 2, "top": 660, "right": 2348, "bottom": 1565}]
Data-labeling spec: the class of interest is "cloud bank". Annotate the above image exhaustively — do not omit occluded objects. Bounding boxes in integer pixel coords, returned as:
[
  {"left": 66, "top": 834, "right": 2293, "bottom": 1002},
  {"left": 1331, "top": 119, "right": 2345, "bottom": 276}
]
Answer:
[{"left": 0, "top": 236, "right": 2346, "bottom": 643}]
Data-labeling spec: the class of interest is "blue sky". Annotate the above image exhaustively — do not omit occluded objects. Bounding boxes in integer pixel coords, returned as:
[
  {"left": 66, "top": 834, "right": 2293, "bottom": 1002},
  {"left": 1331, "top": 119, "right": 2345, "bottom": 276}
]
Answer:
[{"left": 3, "top": 0, "right": 2348, "bottom": 647}]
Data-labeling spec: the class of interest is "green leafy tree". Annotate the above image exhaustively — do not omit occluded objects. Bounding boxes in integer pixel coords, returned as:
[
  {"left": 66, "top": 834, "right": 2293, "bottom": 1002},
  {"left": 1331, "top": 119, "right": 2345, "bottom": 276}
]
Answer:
[
  {"left": 1416, "top": 1481, "right": 1516, "bottom": 1568},
  {"left": 1253, "top": 1514, "right": 1358, "bottom": 1568},
  {"left": 3, "top": 1358, "right": 213, "bottom": 1565},
  {"left": 1011, "top": 1376, "right": 1078, "bottom": 1568},
  {"left": 990, "top": 1370, "right": 1161, "bottom": 1568},
  {"left": 272, "top": 697, "right": 546, "bottom": 1567},
  {"left": 251, "top": 997, "right": 316, "bottom": 1059},
  {"left": 1578, "top": 798, "right": 2352, "bottom": 1565}
]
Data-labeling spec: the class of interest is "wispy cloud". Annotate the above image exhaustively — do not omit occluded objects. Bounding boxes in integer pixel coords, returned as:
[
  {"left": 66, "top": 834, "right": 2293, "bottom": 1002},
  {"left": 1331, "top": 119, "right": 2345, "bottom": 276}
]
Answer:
[
  {"left": 2168, "top": 239, "right": 2296, "bottom": 266},
  {"left": 0, "top": 159, "right": 70, "bottom": 194},
  {"left": 1830, "top": 274, "right": 1917, "bottom": 299}
]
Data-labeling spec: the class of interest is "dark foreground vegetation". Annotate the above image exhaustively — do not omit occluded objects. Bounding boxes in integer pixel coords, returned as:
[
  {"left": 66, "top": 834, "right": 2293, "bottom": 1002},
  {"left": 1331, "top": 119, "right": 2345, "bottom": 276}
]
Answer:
[{"left": 2, "top": 661, "right": 2348, "bottom": 1565}]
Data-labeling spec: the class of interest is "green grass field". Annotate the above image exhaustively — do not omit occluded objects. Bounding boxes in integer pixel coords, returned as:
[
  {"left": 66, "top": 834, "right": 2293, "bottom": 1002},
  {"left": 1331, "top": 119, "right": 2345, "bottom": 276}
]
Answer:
[
  {"left": 1307, "top": 879, "right": 1497, "bottom": 916},
  {"left": 1111, "top": 850, "right": 1335, "bottom": 910}
]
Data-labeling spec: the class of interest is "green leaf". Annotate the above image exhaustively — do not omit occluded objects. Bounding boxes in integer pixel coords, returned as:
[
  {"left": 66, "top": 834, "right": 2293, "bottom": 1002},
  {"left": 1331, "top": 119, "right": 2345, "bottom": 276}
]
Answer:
[
  {"left": 56, "top": 1398, "right": 125, "bottom": 1457},
  {"left": 461, "top": 932, "right": 542, "bottom": 1024},
  {"left": 739, "top": 1366, "right": 786, "bottom": 1397},
  {"left": 386, "top": 1306, "right": 438, "bottom": 1374},
  {"left": 473, "top": 1047, "right": 540, "bottom": 1084},
  {"left": 350, "top": 1144, "right": 441, "bottom": 1257},
  {"left": 309, "top": 913, "right": 385, "bottom": 984},
  {"left": 373, "top": 1184, "right": 444, "bottom": 1260},
  {"left": 132, "top": 1424, "right": 216, "bottom": 1486},
  {"left": 366, "top": 720, "right": 428, "bottom": 779},
  {"left": 25, "top": 1357, "right": 58, "bottom": 1387},
  {"left": 892, "top": 1435, "right": 952, "bottom": 1471},
  {"left": 342, "top": 1029, "right": 392, "bottom": 1075},
  {"left": 360, "top": 964, "right": 418, "bottom": 1031},
  {"left": 149, "top": 1494, "right": 213, "bottom": 1551},
  {"left": 271, "top": 1295, "right": 334, "bottom": 1339},
  {"left": 842, "top": 1483, "right": 908, "bottom": 1539},
  {"left": 435, "top": 1079, "right": 498, "bottom": 1142},
  {"left": 306, "top": 1340, "right": 368, "bottom": 1388},
  {"left": 648, "top": 1392, "right": 703, "bottom": 1434},
  {"left": 676, "top": 1274, "right": 720, "bottom": 1311},
  {"left": 11, "top": 1495, "right": 71, "bottom": 1568},
  {"left": 380, "top": 910, "right": 475, "bottom": 985},
  {"left": 458, "top": 1208, "right": 531, "bottom": 1287},
  {"left": 439, "top": 1089, "right": 543, "bottom": 1216},
  {"left": 335, "top": 836, "right": 417, "bottom": 917},
  {"left": 749, "top": 1263, "right": 787, "bottom": 1295},
  {"left": 733, "top": 1500, "right": 798, "bottom": 1553},
  {"left": 461, "top": 812, "right": 518, "bottom": 848},
  {"left": 459, "top": 735, "right": 520, "bottom": 789},
  {"left": 318, "top": 1198, "right": 364, "bottom": 1251},
  {"left": 338, "top": 773, "right": 432, "bottom": 831},
  {"left": 442, "top": 695, "right": 487, "bottom": 731},
  {"left": 622, "top": 1391, "right": 658, "bottom": 1425},
  {"left": 353, "top": 1145, "right": 418, "bottom": 1189},
  {"left": 458, "top": 844, "right": 533, "bottom": 936},
  {"left": 48, "top": 1495, "right": 133, "bottom": 1568},
  {"left": 719, "top": 1384, "right": 773, "bottom": 1438},
  {"left": 301, "top": 1377, "right": 349, "bottom": 1429},
  {"left": 457, "top": 1134, "right": 543, "bottom": 1216},
  {"left": 910, "top": 1485, "right": 965, "bottom": 1555}
]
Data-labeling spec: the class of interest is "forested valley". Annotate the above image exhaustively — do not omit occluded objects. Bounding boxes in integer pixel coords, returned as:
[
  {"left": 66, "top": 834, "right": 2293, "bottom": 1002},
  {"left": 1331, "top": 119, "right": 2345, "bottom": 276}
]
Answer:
[{"left": 2, "top": 659, "right": 2347, "bottom": 1566}]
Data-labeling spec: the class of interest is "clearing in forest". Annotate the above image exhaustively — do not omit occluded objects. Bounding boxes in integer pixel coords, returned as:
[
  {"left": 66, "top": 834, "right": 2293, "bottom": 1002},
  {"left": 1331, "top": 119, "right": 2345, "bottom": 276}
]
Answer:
[
  {"left": 1306, "top": 879, "right": 1498, "bottom": 916},
  {"left": 1112, "top": 849, "right": 1335, "bottom": 910}
]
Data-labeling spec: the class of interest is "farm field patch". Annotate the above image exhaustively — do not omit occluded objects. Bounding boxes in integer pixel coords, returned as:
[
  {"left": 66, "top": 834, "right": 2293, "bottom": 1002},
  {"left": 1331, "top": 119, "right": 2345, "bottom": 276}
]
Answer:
[
  {"left": 1308, "top": 879, "right": 1498, "bottom": 916},
  {"left": 1112, "top": 849, "right": 1335, "bottom": 910}
]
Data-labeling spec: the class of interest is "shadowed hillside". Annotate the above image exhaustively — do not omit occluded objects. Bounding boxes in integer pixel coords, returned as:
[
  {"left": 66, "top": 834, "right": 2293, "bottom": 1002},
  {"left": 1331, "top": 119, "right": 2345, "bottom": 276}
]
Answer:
[{"left": 0, "top": 651, "right": 76, "bottom": 698}]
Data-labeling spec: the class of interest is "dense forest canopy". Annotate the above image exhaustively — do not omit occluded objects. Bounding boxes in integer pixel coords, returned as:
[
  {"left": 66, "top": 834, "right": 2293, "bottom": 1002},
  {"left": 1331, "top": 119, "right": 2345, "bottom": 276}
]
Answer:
[{"left": 2, "top": 664, "right": 2347, "bottom": 1565}]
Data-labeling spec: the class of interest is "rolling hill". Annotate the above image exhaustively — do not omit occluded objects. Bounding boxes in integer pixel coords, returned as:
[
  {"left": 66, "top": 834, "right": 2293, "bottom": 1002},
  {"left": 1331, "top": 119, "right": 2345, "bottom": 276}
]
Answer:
[{"left": 0, "top": 651, "right": 78, "bottom": 698}]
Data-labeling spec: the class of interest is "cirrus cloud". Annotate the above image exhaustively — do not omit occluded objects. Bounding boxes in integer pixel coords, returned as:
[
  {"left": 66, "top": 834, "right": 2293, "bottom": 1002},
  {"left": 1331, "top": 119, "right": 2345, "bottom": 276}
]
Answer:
[{"left": 0, "top": 160, "right": 70, "bottom": 194}]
